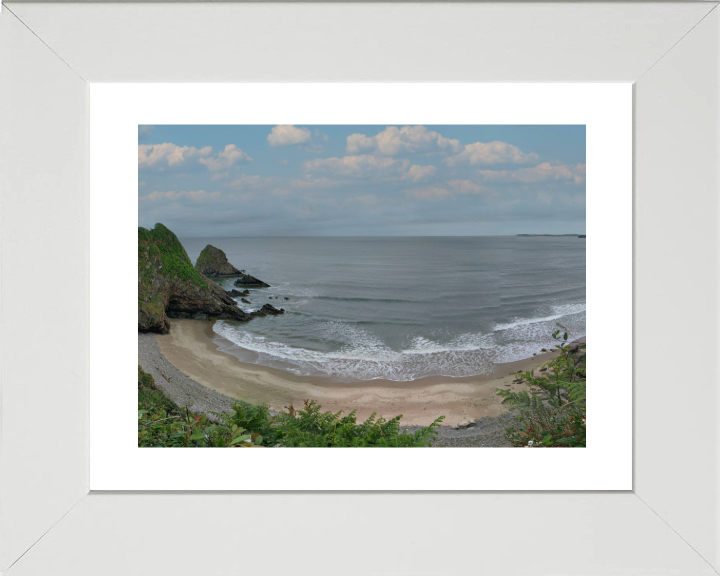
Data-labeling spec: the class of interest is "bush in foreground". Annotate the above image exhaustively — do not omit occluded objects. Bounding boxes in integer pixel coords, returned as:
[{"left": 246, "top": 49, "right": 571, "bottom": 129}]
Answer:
[
  {"left": 496, "top": 330, "right": 586, "bottom": 447},
  {"left": 138, "top": 366, "right": 444, "bottom": 447}
]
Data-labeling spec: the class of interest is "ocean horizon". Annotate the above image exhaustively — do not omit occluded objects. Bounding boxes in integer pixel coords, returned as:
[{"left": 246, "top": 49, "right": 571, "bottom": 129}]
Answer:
[{"left": 178, "top": 235, "right": 586, "bottom": 383}]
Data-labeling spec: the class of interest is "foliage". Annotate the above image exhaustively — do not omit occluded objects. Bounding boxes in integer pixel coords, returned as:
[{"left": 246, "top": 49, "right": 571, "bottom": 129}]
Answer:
[
  {"left": 138, "top": 223, "right": 209, "bottom": 308},
  {"left": 138, "top": 365, "right": 261, "bottom": 447},
  {"left": 138, "top": 367, "right": 443, "bottom": 448},
  {"left": 226, "top": 399, "right": 444, "bottom": 447},
  {"left": 496, "top": 329, "right": 586, "bottom": 447}
]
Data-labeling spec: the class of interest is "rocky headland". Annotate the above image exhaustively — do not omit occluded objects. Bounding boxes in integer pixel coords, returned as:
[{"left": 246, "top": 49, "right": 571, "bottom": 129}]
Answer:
[
  {"left": 138, "top": 224, "right": 281, "bottom": 334},
  {"left": 194, "top": 245, "right": 243, "bottom": 278}
]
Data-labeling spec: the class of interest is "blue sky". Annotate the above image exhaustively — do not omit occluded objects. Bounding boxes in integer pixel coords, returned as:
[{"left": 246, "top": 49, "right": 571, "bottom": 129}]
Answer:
[{"left": 139, "top": 125, "right": 585, "bottom": 237}]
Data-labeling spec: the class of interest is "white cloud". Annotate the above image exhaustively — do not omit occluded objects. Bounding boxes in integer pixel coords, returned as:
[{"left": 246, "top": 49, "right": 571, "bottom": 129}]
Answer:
[
  {"left": 447, "top": 179, "right": 489, "bottom": 195},
  {"left": 198, "top": 144, "right": 252, "bottom": 172},
  {"left": 267, "top": 125, "right": 312, "bottom": 146},
  {"left": 139, "top": 143, "right": 251, "bottom": 173},
  {"left": 141, "top": 190, "right": 222, "bottom": 202},
  {"left": 405, "top": 179, "right": 490, "bottom": 201},
  {"left": 478, "top": 162, "right": 586, "bottom": 184},
  {"left": 347, "top": 125, "right": 461, "bottom": 156},
  {"left": 304, "top": 155, "right": 411, "bottom": 178},
  {"left": 444, "top": 141, "right": 540, "bottom": 166},
  {"left": 225, "top": 175, "right": 278, "bottom": 189},
  {"left": 138, "top": 143, "right": 212, "bottom": 168},
  {"left": 403, "top": 164, "right": 438, "bottom": 183}
]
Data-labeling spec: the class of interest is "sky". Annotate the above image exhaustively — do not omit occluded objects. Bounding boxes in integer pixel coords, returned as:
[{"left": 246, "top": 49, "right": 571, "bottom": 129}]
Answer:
[{"left": 138, "top": 124, "right": 585, "bottom": 237}]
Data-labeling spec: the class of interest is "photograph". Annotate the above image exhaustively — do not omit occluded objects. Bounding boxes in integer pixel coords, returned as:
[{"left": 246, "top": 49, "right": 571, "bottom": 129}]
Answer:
[{"left": 138, "top": 124, "right": 586, "bottom": 448}]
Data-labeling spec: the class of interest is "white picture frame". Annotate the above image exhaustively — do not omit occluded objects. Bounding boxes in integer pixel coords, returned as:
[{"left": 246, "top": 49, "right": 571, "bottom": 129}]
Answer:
[
  {"left": 1, "top": 2, "right": 718, "bottom": 574},
  {"left": 90, "top": 82, "right": 630, "bottom": 492}
]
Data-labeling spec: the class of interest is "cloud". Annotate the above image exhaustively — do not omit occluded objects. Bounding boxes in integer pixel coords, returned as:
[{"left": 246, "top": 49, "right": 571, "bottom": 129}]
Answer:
[
  {"left": 447, "top": 179, "right": 489, "bottom": 195},
  {"left": 141, "top": 190, "right": 222, "bottom": 203},
  {"left": 478, "top": 162, "right": 586, "bottom": 184},
  {"left": 138, "top": 143, "right": 212, "bottom": 168},
  {"left": 138, "top": 143, "right": 251, "bottom": 173},
  {"left": 304, "top": 155, "right": 410, "bottom": 178},
  {"left": 404, "top": 179, "right": 490, "bottom": 201},
  {"left": 198, "top": 144, "right": 252, "bottom": 172},
  {"left": 225, "top": 175, "right": 278, "bottom": 189},
  {"left": 347, "top": 125, "right": 461, "bottom": 156},
  {"left": 402, "top": 164, "right": 438, "bottom": 183},
  {"left": 267, "top": 125, "right": 312, "bottom": 146},
  {"left": 304, "top": 155, "right": 438, "bottom": 186},
  {"left": 404, "top": 187, "right": 453, "bottom": 200},
  {"left": 444, "top": 141, "right": 540, "bottom": 166}
]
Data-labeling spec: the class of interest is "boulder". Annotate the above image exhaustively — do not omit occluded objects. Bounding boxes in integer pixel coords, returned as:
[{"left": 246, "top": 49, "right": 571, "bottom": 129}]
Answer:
[
  {"left": 234, "top": 273, "right": 270, "bottom": 288},
  {"left": 226, "top": 289, "right": 250, "bottom": 297},
  {"left": 252, "top": 304, "right": 285, "bottom": 317},
  {"left": 194, "top": 245, "right": 243, "bottom": 278},
  {"left": 241, "top": 298, "right": 251, "bottom": 304},
  {"left": 138, "top": 224, "right": 251, "bottom": 333}
]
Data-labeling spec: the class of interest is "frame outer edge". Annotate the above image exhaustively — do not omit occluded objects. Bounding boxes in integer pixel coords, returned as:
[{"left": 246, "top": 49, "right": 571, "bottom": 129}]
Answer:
[
  {"left": 634, "top": 5, "right": 720, "bottom": 571},
  {"left": 0, "top": 6, "right": 89, "bottom": 571}
]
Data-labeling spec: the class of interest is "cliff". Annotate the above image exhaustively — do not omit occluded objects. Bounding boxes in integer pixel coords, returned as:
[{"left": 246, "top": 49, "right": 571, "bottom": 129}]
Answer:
[
  {"left": 194, "top": 245, "right": 242, "bottom": 278},
  {"left": 138, "top": 224, "right": 252, "bottom": 333}
]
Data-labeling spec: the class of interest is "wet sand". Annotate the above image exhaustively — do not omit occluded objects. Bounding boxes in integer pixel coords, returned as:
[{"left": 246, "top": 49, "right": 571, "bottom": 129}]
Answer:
[{"left": 154, "top": 319, "right": 562, "bottom": 427}]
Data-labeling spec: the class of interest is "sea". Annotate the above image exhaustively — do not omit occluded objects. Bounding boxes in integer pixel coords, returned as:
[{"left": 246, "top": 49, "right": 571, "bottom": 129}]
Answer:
[{"left": 180, "top": 236, "right": 586, "bottom": 383}]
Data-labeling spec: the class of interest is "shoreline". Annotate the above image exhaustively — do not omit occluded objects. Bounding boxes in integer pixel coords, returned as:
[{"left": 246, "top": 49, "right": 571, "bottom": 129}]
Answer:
[{"left": 151, "top": 319, "right": 571, "bottom": 426}]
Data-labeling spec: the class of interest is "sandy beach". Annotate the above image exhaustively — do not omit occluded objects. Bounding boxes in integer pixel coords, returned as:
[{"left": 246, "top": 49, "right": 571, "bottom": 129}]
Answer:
[{"left": 152, "top": 318, "right": 563, "bottom": 427}]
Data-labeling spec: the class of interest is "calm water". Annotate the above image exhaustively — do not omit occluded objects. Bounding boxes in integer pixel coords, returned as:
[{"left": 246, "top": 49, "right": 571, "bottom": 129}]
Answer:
[{"left": 181, "top": 236, "right": 586, "bottom": 382}]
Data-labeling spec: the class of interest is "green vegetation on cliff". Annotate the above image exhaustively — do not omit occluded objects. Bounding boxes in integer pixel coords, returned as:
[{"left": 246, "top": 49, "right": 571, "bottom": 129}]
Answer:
[
  {"left": 138, "top": 223, "right": 249, "bottom": 333},
  {"left": 138, "top": 366, "right": 443, "bottom": 448}
]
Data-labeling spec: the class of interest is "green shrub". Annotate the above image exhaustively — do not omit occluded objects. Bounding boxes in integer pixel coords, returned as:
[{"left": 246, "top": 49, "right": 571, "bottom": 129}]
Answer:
[
  {"left": 137, "top": 367, "right": 444, "bottom": 448},
  {"left": 227, "top": 399, "right": 444, "bottom": 447},
  {"left": 496, "top": 329, "right": 586, "bottom": 447}
]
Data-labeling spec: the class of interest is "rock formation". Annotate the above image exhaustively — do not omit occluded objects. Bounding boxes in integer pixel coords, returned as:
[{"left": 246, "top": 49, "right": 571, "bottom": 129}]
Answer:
[
  {"left": 138, "top": 224, "right": 252, "bottom": 333},
  {"left": 234, "top": 273, "right": 270, "bottom": 288},
  {"left": 253, "top": 304, "right": 285, "bottom": 317},
  {"left": 226, "top": 289, "right": 250, "bottom": 297},
  {"left": 194, "top": 245, "right": 243, "bottom": 278}
]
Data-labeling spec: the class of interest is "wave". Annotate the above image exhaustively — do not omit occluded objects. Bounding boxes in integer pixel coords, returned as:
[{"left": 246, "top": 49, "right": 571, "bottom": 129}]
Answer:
[
  {"left": 212, "top": 318, "right": 586, "bottom": 382},
  {"left": 494, "top": 303, "right": 586, "bottom": 331},
  {"left": 214, "top": 290, "right": 586, "bottom": 381}
]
